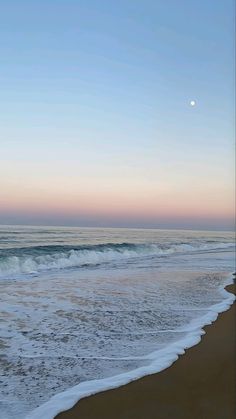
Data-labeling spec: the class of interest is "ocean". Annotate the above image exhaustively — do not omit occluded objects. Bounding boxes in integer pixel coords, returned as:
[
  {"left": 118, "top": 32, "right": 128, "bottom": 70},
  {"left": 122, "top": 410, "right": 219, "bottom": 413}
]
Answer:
[{"left": 0, "top": 226, "right": 235, "bottom": 419}]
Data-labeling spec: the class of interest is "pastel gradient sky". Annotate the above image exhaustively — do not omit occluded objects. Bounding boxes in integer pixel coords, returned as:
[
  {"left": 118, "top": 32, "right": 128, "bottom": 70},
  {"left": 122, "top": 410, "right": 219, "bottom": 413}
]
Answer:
[{"left": 0, "top": 0, "right": 235, "bottom": 230}]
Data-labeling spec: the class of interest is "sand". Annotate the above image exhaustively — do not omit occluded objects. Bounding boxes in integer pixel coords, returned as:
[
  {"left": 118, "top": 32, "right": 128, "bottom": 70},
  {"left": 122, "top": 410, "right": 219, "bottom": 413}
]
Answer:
[{"left": 56, "top": 284, "right": 236, "bottom": 419}]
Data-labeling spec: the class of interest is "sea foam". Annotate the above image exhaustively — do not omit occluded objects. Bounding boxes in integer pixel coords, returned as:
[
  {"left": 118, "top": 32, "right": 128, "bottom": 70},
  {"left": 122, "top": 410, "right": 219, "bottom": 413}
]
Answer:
[
  {"left": 0, "top": 241, "right": 234, "bottom": 277},
  {"left": 26, "top": 276, "right": 235, "bottom": 419}
]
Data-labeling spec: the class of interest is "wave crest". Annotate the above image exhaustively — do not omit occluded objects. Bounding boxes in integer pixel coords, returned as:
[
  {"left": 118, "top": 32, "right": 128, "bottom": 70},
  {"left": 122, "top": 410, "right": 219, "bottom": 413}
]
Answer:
[{"left": 0, "top": 241, "right": 234, "bottom": 277}]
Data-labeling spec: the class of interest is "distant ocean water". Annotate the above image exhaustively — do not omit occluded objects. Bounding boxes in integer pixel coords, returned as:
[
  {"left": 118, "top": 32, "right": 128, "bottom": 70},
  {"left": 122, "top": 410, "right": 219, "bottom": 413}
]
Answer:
[{"left": 0, "top": 226, "right": 235, "bottom": 419}]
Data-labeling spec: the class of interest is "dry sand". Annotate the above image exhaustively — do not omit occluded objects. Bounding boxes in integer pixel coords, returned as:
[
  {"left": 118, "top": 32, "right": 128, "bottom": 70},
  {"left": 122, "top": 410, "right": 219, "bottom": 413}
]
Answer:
[{"left": 56, "top": 284, "right": 236, "bottom": 419}]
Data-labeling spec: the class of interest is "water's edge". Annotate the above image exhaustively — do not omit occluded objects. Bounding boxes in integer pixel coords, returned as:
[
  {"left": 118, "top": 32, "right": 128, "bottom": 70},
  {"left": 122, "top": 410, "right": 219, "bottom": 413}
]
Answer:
[{"left": 26, "top": 274, "right": 235, "bottom": 419}]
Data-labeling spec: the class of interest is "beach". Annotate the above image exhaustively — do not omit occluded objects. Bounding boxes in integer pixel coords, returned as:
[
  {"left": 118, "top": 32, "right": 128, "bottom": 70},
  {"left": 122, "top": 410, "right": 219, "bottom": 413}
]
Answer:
[
  {"left": 56, "top": 284, "right": 236, "bottom": 419},
  {"left": 1, "top": 1, "right": 235, "bottom": 417}
]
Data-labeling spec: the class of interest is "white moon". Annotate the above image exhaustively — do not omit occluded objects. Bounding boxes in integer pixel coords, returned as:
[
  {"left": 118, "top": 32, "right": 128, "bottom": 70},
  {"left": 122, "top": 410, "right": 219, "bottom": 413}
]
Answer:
[{"left": 190, "top": 100, "right": 196, "bottom": 106}]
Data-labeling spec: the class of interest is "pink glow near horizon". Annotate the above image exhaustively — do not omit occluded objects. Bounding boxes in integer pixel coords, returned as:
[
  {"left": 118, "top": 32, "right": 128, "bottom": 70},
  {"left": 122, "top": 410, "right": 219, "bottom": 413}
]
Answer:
[{"left": 1, "top": 173, "right": 234, "bottom": 224}]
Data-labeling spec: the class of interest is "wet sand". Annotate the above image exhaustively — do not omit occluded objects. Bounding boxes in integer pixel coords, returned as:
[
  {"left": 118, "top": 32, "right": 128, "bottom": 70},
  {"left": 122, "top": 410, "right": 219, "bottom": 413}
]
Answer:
[{"left": 56, "top": 284, "right": 236, "bottom": 419}]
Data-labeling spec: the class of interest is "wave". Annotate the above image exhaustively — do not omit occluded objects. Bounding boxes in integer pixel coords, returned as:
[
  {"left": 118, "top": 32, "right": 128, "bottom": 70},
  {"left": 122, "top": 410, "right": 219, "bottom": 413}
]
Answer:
[{"left": 0, "top": 241, "right": 234, "bottom": 277}]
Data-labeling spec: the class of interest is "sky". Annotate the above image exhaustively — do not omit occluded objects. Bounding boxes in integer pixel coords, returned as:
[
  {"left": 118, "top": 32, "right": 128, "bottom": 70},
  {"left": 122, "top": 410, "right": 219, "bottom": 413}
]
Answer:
[{"left": 0, "top": 0, "right": 235, "bottom": 230}]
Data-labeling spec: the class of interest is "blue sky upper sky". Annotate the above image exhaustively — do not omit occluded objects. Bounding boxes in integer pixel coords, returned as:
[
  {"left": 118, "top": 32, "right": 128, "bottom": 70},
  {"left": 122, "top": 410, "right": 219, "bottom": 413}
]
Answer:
[{"left": 0, "top": 0, "right": 235, "bottom": 230}]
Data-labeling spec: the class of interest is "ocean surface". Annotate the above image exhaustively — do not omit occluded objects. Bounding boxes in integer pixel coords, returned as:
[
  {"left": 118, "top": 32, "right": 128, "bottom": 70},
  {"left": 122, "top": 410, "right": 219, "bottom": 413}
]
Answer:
[{"left": 0, "top": 226, "right": 235, "bottom": 419}]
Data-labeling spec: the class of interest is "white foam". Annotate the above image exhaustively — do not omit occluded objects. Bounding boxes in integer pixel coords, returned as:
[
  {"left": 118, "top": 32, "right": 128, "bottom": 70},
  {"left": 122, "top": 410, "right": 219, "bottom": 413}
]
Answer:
[
  {"left": 0, "top": 241, "right": 234, "bottom": 277},
  {"left": 26, "top": 276, "right": 235, "bottom": 419}
]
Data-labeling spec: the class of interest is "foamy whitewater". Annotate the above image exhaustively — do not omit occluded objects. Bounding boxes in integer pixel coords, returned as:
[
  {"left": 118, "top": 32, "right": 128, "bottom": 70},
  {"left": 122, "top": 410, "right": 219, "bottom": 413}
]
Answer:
[{"left": 0, "top": 226, "right": 235, "bottom": 419}]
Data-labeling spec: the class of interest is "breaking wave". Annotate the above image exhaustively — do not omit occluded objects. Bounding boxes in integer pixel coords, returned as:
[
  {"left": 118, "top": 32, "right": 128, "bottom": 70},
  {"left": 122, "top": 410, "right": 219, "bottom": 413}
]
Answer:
[{"left": 0, "top": 241, "right": 234, "bottom": 277}]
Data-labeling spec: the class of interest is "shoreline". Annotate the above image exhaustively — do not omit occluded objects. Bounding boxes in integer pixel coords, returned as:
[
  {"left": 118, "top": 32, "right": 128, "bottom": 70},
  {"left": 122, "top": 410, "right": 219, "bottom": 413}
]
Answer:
[{"left": 55, "top": 283, "right": 236, "bottom": 419}]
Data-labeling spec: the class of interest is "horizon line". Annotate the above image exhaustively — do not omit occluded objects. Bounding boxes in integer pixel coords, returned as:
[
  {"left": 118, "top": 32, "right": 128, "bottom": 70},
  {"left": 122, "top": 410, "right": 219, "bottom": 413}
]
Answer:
[{"left": 0, "top": 222, "right": 234, "bottom": 233}]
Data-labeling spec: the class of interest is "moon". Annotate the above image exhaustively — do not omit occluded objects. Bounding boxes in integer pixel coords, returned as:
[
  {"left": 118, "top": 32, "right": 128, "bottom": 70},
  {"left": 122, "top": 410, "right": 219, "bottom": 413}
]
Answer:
[{"left": 190, "top": 100, "right": 196, "bottom": 107}]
